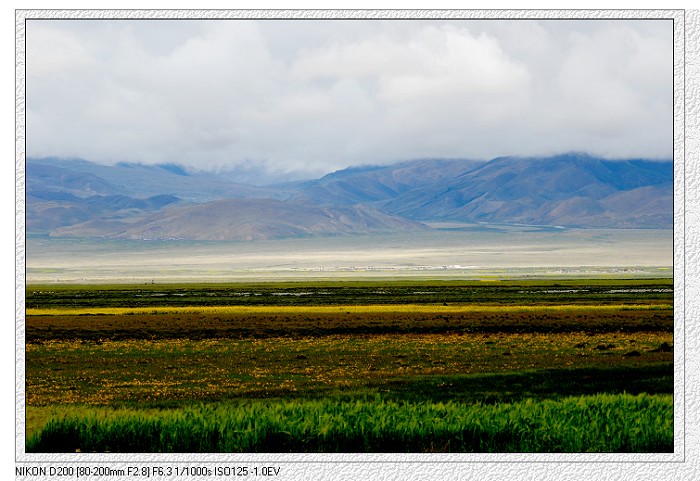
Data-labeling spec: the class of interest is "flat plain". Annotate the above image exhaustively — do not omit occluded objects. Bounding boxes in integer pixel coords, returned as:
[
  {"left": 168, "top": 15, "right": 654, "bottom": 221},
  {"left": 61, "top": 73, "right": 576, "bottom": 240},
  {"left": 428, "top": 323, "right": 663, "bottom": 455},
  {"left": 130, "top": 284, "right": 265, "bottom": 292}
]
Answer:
[{"left": 24, "top": 279, "right": 674, "bottom": 452}]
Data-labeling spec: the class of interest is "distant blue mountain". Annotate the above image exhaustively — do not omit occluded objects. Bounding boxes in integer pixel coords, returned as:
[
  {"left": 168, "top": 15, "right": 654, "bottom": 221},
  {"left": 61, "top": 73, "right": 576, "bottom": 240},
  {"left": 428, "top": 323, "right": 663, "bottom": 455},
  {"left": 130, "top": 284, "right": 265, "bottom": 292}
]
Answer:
[
  {"left": 379, "top": 153, "right": 672, "bottom": 228},
  {"left": 25, "top": 153, "right": 673, "bottom": 238},
  {"left": 291, "top": 158, "right": 484, "bottom": 206},
  {"left": 28, "top": 157, "right": 281, "bottom": 202}
]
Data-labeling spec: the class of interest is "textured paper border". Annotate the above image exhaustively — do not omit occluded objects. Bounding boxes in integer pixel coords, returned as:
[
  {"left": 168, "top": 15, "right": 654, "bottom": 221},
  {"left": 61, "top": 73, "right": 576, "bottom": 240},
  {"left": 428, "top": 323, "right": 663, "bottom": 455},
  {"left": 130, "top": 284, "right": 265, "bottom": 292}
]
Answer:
[{"left": 14, "top": 8, "right": 695, "bottom": 480}]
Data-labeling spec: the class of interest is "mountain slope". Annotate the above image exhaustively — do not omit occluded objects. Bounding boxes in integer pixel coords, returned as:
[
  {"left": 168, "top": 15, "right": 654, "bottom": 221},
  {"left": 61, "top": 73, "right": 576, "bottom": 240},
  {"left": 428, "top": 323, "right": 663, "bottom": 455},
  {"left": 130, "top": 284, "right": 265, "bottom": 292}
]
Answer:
[
  {"left": 291, "top": 158, "right": 484, "bottom": 206},
  {"left": 27, "top": 157, "right": 285, "bottom": 202},
  {"left": 379, "top": 153, "right": 672, "bottom": 228},
  {"left": 27, "top": 153, "right": 673, "bottom": 238},
  {"left": 26, "top": 193, "right": 181, "bottom": 233},
  {"left": 50, "top": 199, "right": 428, "bottom": 241},
  {"left": 26, "top": 157, "right": 294, "bottom": 234}
]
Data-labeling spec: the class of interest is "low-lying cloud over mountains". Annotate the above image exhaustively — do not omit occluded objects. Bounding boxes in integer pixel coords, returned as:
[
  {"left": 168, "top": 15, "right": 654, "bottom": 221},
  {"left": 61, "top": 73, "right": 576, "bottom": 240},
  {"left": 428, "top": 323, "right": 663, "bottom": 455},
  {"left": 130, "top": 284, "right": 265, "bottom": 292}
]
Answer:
[
  {"left": 26, "top": 153, "right": 672, "bottom": 241},
  {"left": 26, "top": 20, "right": 672, "bottom": 172}
]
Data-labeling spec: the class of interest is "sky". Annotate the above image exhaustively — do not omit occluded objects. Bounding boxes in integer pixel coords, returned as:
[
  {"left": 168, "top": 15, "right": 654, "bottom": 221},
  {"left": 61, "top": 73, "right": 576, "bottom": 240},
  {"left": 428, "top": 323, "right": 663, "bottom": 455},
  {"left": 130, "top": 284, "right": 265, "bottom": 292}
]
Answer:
[{"left": 24, "top": 17, "right": 673, "bottom": 178}]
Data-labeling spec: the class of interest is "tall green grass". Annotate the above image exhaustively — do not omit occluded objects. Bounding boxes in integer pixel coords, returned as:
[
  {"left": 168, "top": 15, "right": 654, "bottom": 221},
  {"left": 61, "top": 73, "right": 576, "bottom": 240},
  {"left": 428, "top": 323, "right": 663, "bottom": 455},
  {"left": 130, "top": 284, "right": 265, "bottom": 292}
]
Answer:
[{"left": 27, "top": 393, "right": 672, "bottom": 453}]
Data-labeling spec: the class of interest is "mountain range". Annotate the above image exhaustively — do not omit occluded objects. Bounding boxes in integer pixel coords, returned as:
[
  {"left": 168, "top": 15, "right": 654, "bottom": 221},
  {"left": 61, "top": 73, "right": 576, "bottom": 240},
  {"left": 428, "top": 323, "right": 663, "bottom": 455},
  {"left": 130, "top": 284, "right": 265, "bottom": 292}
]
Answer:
[{"left": 25, "top": 153, "right": 673, "bottom": 240}]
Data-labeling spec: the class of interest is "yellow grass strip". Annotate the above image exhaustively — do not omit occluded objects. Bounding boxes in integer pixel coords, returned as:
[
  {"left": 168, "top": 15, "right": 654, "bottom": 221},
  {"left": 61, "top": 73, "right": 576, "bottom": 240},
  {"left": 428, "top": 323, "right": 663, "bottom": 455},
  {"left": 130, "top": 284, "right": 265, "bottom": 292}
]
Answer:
[{"left": 25, "top": 303, "right": 672, "bottom": 317}]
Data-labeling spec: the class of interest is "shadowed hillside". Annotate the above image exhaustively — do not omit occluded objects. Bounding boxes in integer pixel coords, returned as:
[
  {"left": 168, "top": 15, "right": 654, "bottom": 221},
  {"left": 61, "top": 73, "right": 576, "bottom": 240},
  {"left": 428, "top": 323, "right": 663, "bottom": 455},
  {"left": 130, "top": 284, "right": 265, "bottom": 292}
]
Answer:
[{"left": 379, "top": 154, "right": 672, "bottom": 228}]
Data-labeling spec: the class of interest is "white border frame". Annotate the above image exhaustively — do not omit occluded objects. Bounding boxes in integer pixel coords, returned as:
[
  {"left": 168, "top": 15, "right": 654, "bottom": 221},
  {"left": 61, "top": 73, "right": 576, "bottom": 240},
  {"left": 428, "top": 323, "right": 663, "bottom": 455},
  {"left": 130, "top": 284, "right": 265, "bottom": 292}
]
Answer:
[{"left": 14, "top": 8, "right": 695, "bottom": 480}]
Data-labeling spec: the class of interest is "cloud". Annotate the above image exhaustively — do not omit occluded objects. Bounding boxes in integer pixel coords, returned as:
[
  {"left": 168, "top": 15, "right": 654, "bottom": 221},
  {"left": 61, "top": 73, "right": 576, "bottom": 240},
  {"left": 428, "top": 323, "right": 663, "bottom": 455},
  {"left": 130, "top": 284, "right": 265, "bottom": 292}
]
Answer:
[
  {"left": 26, "top": 24, "right": 92, "bottom": 77},
  {"left": 24, "top": 18, "right": 673, "bottom": 176},
  {"left": 534, "top": 24, "right": 672, "bottom": 158}
]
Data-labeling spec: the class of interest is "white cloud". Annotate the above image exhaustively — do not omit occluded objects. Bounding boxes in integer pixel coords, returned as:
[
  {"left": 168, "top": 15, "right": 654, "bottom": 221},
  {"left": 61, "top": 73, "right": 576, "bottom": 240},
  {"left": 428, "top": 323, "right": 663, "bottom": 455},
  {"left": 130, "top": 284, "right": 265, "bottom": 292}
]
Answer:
[
  {"left": 26, "top": 24, "right": 91, "bottom": 77},
  {"left": 24, "top": 18, "right": 673, "bottom": 175}
]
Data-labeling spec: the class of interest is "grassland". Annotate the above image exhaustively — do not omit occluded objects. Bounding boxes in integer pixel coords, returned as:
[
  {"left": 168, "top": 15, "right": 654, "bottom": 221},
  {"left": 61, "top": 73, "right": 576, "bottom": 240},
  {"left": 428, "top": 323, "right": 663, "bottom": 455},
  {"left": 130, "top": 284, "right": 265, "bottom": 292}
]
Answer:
[
  {"left": 28, "top": 394, "right": 672, "bottom": 453},
  {"left": 24, "top": 279, "right": 674, "bottom": 453}
]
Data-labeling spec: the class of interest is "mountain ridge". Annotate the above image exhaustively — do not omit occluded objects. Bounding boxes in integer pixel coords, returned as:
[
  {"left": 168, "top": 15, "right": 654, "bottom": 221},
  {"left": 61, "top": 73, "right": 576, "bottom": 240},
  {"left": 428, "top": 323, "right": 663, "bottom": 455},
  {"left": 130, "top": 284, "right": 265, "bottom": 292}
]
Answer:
[
  {"left": 26, "top": 153, "right": 673, "bottom": 240},
  {"left": 50, "top": 198, "right": 429, "bottom": 241},
  {"left": 379, "top": 153, "right": 672, "bottom": 228}
]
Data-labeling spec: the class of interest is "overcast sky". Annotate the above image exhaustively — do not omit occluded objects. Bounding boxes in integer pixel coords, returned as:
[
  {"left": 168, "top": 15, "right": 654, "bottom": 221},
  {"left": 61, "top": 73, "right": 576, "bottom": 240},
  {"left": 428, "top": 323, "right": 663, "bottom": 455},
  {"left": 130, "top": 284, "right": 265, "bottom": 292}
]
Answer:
[{"left": 25, "top": 18, "right": 673, "bottom": 177}]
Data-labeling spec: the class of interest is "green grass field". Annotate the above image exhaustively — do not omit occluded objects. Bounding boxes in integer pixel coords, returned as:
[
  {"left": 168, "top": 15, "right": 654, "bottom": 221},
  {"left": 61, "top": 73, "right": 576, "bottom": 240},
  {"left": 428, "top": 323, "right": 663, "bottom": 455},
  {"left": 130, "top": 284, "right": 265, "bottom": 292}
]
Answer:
[
  {"left": 27, "top": 394, "right": 672, "bottom": 453},
  {"left": 24, "top": 279, "right": 674, "bottom": 453}
]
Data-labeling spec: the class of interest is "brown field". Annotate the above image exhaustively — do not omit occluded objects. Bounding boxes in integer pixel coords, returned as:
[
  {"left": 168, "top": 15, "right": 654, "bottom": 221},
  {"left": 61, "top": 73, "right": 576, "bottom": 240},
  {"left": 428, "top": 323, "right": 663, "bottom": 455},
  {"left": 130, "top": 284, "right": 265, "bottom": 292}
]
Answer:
[
  {"left": 26, "top": 331, "right": 673, "bottom": 407},
  {"left": 25, "top": 305, "right": 672, "bottom": 342},
  {"left": 25, "top": 305, "right": 673, "bottom": 407}
]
